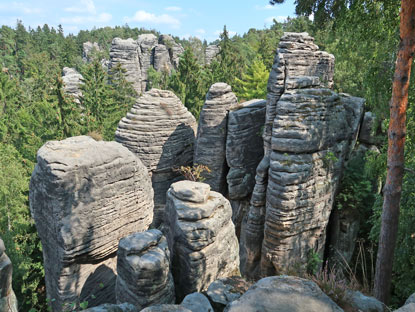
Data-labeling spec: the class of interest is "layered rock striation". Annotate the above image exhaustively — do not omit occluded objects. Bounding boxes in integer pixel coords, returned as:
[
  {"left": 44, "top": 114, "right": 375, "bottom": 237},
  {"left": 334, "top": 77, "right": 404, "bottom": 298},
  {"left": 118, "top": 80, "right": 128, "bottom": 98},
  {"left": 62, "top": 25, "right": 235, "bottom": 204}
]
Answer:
[
  {"left": 29, "top": 136, "right": 153, "bottom": 311},
  {"left": 116, "top": 229, "right": 175, "bottom": 309},
  {"left": 115, "top": 89, "right": 196, "bottom": 227},
  {"left": 164, "top": 181, "right": 240, "bottom": 300},
  {"left": 62, "top": 67, "right": 83, "bottom": 103}
]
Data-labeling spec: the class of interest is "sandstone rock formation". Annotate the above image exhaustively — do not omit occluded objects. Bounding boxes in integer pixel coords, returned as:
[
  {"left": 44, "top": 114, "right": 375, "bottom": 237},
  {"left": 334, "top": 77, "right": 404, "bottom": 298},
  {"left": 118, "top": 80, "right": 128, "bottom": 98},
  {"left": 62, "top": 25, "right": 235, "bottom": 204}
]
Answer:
[
  {"left": 115, "top": 89, "right": 196, "bottom": 227},
  {"left": 164, "top": 181, "right": 240, "bottom": 300},
  {"left": 359, "top": 111, "right": 376, "bottom": 145},
  {"left": 109, "top": 38, "right": 142, "bottom": 94},
  {"left": 205, "top": 45, "right": 220, "bottom": 65},
  {"left": 158, "top": 35, "right": 184, "bottom": 69},
  {"left": 83, "top": 41, "right": 101, "bottom": 62},
  {"left": 137, "top": 34, "right": 158, "bottom": 91},
  {"left": 29, "top": 136, "right": 153, "bottom": 311},
  {"left": 241, "top": 32, "right": 364, "bottom": 277},
  {"left": 224, "top": 276, "right": 343, "bottom": 312},
  {"left": 116, "top": 229, "right": 175, "bottom": 309},
  {"left": 83, "top": 303, "right": 139, "bottom": 312},
  {"left": 181, "top": 293, "right": 213, "bottom": 312},
  {"left": 345, "top": 290, "right": 384, "bottom": 312},
  {"left": 206, "top": 277, "right": 251, "bottom": 311},
  {"left": 62, "top": 67, "right": 83, "bottom": 102},
  {"left": 0, "top": 238, "right": 18, "bottom": 312},
  {"left": 194, "top": 83, "right": 238, "bottom": 194},
  {"left": 141, "top": 305, "right": 191, "bottom": 312}
]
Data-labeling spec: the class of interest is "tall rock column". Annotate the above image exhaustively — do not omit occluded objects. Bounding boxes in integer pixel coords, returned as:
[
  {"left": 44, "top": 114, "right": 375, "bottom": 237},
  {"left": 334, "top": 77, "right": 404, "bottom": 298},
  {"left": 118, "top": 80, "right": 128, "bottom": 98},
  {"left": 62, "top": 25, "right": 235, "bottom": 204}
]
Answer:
[
  {"left": 29, "top": 136, "right": 154, "bottom": 311},
  {"left": 194, "top": 83, "right": 238, "bottom": 194},
  {"left": 0, "top": 238, "right": 18, "bottom": 312},
  {"left": 115, "top": 89, "right": 197, "bottom": 227},
  {"left": 137, "top": 34, "right": 158, "bottom": 91},
  {"left": 62, "top": 67, "right": 83, "bottom": 103}
]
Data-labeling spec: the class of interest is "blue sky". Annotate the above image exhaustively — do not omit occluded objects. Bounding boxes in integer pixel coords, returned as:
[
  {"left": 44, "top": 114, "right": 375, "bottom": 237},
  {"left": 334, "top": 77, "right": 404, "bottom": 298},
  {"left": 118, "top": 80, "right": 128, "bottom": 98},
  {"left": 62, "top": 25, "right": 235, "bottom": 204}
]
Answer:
[{"left": 0, "top": 0, "right": 296, "bottom": 42}]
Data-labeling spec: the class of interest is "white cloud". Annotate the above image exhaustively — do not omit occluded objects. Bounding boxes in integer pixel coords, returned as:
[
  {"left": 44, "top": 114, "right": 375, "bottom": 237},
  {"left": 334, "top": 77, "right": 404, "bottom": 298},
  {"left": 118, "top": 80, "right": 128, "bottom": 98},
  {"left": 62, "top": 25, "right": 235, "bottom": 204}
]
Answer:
[
  {"left": 265, "top": 16, "right": 288, "bottom": 24},
  {"left": 125, "top": 10, "right": 180, "bottom": 28},
  {"left": 195, "top": 28, "right": 205, "bottom": 34},
  {"left": 255, "top": 4, "right": 275, "bottom": 10},
  {"left": 60, "top": 12, "right": 112, "bottom": 24},
  {"left": 65, "top": 0, "right": 96, "bottom": 14},
  {"left": 165, "top": 6, "right": 182, "bottom": 12},
  {"left": 0, "top": 2, "right": 42, "bottom": 14}
]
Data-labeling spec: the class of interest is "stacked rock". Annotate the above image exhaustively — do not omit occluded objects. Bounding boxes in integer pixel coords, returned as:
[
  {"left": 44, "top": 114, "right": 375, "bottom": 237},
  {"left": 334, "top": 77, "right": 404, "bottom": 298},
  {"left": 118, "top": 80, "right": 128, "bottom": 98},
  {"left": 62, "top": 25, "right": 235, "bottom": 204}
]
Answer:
[
  {"left": 29, "top": 136, "right": 153, "bottom": 311},
  {"left": 115, "top": 89, "right": 196, "bottom": 227},
  {"left": 204, "top": 45, "right": 220, "bottom": 65},
  {"left": 116, "top": 229, "right": 175, "bottom": 309},
  {"left": 0, "top": 238, "right": 18, "bottom": 312},
  {"left": 164, "top": 181, "right": 240, "bottom": 300},
  {"left": 62, "top": 67, "right": 83, "bottom": 103}
]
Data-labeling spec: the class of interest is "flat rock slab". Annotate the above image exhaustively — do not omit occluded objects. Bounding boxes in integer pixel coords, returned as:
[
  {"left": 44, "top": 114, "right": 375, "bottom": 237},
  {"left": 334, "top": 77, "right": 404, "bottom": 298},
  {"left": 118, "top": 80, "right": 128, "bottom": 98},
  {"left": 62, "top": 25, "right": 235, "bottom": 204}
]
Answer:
[{"left": 170, "top": 181, "right": 210, "bottom": 203}]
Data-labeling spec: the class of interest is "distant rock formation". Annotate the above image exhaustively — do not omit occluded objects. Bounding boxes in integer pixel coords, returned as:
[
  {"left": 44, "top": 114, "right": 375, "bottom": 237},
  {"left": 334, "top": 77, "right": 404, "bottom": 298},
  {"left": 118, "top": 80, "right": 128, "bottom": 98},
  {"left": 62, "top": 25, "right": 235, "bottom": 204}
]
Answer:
[
  {"left": 137, "top": 34, "right": 158, "bottom": 91},
  {"left": 0, "top": 238, "right": 18, "bottom": 312},
  {"left": 194, "top": 83, "right": 238, "bottom": 194},
  {"left": 205, "top": 45, "right": 220, "bottom": 65},
  {"left": 83, "top": 41, "right": 101, "bottom": 62},
  {"left": 115, "top": 89, "right": 196, "bottom": 227},
  {"left": 164, "top": 181, "right": 240, "bottom": 300},
  {"left": 29, "top": 136, "right": 153, "bottom": 311},
  {"left": 240, "top": 32, "right": 364, "bottom": 277},
  {"left": 116, "top": 229, "right": 175, "bottom": 309},
  {"left": 62, "top": 67, "right": 83, "bottom": 103},
  {"left": 157, "top": 34, "right": 184, "bottom": 70}
]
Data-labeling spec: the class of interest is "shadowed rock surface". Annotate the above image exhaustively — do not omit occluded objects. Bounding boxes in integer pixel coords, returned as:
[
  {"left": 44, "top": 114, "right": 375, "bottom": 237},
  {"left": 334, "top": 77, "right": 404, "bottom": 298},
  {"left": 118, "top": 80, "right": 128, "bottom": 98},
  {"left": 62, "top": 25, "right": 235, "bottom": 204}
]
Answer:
[
  {"left": 164, "top": 181, "right": 240, "bottom": 300},
  {"left": 83, "top": 303, "right": 139, "bottom": 312},
  {"left": 137, "top": 34, "right": 158, "bottom": 91},
  {"left": 359, "top": 111, "right": 376, "bottom": 145},
  {"left": 62, "top": 67, "right": 83, "bottom": 103},
  {"left": 0, "top": 238, "right": 18, "bottom": 312},
  {"left": 29, "top": 136, "right": 153, "bottom": 311},
  {"left": 194, "top": 83, "right": 238, "bottom": 194},
  {"left": 141, "top": 305, "right": 191, "bottom": 312},
  {"left": 224, "top": 276, "right": 343, "bottom": 312},
  {"left": 115, "top": 89, "right": 196, "bottom": 227},
  {"left": 116, "top": 229, "right": 175, "bottom": 309}
]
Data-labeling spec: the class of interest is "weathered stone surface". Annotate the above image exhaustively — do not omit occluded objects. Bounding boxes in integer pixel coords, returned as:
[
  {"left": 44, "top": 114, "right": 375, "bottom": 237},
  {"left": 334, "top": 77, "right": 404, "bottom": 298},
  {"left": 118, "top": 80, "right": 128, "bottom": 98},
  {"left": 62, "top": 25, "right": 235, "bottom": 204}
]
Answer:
[
  {"left": 359, "top": 111, "right": 376, "bottom": 145},
  {"left": 224, "top": 276, "right": 343, "bottom": 312},
  {"left": 29, "top": 136, "right": 153, "bottom": 311},
  {"left": 137, "top": 34, "right": 158, "bottom": 91},
  {"left": 170, "top": 181, "right": 210, "bottom": 203},
  {"left": 83, "top": 41, "right": 101, "bottom": 62},
  {"left": 109, "top": 38, "right": 142, "bottom": 94},
  {"left": 164, "top": 181, "right": 240, "bottom": 300},
  {"left": 206, "top": 277, "right": 251, "bottom": 312},
  {"left": 406, "top": 294, "right": 415, "bottom": 305},
  {"left": 115, "top": 89, "right": 196, "bottom": 227},
  {"left": 181, "top": 293, "right": 213, "bottom": 312},
  {"left": 158, "top": 35, "right": 184, "bottom": 69},
  {"left": 0, "top": 237, "right": 18, "bottom": 312},
  {"left": 141, "top": 305, "right": 191, "bottom": 312},
  {"left": 345, "top": 290, "right": 383, "bottom": 312},
  {"left": 395, "top": 304, "right": 415, "bottom": 312},
  {"left": 83, "top": 303, "right": 139, "bottom": 312},
  {"left": 194, "top": 83, "right": 238, "bottom": 194},
  {"left": 153, "top": 44, "right": 171, "bottom": 72},
  {"left": 205, "top": 45, "right": 220, "bottom": 65},
  {"left": 62, "top": 67, "right": 83, "bottom": 102},
  {"left": 116, "top": 229, "right": 175, "bottom": 309}
]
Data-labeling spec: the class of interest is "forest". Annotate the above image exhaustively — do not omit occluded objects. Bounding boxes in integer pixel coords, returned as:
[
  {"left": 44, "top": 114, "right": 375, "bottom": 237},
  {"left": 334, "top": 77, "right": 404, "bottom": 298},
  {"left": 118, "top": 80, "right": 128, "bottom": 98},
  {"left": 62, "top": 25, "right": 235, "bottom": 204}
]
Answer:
[{"left": 1, "top": 0, "right": 415, "bottom": 311}]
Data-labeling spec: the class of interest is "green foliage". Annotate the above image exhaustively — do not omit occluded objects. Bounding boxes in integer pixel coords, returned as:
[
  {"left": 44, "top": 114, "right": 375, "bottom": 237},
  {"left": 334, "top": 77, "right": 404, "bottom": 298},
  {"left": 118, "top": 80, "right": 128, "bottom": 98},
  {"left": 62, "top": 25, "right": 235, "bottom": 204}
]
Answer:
[
  {"left": 307, "top": 250, "right": 323, "bottom": 275},
  {"left": 234, "top": 57, "right": 268, "bottom": 100}
]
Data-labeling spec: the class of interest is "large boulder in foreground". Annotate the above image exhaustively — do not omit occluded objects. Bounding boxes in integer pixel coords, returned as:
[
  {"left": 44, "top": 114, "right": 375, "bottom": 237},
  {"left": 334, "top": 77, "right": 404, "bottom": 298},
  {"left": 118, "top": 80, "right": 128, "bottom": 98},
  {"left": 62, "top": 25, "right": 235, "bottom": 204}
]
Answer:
[
  {"left": 225, "top": 276, "right": 343, "bottom": 312},
  {"left": 29, "top": 136, "right": 153, "bottom": 311},
  {"left": 164, "top": 181, "right": 240, "bottom": 300},
  {"left": 116, "top": 229, "right": 175, "bottom": 309},
  {"left": 115, "top": 89, "right": 197, "bottom": 227},
  {"left": 0, "top": 238, "right": 18, "bottom": 312}
]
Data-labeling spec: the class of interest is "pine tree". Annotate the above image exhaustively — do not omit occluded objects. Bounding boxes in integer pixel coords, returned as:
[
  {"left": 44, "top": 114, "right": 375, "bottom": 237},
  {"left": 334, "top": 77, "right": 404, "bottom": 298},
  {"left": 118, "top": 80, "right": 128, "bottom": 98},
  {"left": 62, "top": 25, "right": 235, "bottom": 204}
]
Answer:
[{"left": 234, "top": 57, "right": 269, "bottom": 100}]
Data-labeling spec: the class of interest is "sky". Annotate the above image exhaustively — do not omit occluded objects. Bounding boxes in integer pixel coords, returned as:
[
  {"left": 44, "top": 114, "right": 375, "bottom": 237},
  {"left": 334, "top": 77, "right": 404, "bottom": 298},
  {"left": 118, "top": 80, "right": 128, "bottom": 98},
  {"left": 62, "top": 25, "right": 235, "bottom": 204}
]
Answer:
[{"left": 0, "top": 0, "right": 297, "bottom": 42}]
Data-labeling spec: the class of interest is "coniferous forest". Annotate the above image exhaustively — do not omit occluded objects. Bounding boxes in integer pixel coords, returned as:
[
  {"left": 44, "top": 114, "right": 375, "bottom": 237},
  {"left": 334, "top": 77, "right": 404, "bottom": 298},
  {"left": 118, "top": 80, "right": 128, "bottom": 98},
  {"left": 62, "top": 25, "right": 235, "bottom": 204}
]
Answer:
[{"left": 2, "top": 0, "right": 415, "bottom": 310}]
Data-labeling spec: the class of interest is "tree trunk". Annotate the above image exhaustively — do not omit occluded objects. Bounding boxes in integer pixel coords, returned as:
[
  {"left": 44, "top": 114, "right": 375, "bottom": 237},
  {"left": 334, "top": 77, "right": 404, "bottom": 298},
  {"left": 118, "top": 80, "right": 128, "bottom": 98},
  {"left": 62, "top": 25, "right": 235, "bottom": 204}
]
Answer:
[{"left": 374, "top": 0, "right": 415, "bottom": 304}]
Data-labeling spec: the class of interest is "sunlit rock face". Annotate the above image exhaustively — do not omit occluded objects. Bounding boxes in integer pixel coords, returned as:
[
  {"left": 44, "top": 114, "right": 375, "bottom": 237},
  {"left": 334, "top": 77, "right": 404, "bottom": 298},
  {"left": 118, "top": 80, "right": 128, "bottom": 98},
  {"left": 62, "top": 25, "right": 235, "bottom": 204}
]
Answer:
[
  {"left": 115, "top": 89, "right": 197, "bottom": 227},
  {"left": 62, "top": 67, "right": 83, "bottom": 103},
  {"left": 29, "top": 136, "right": 153, "bottom": 311},
  {"left": 240, "top": 32, "right": 364, "bottom": 277}
]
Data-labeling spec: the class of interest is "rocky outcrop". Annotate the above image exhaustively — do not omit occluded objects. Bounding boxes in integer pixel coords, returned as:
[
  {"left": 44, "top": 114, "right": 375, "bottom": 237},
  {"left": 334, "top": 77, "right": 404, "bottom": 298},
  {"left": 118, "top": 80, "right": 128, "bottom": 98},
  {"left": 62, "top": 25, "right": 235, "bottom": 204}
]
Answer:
[
  {"left": 83, "top": 303, "right": 139, "bottom": 312},
  {"left": 62, "top": 67, "right": 83, "bottom": 103},
  {"left": 345, "top": 290, "right": 383, "bottom": 312},
  {"left": 241, "top": 32, "right": 364, "bottom": 277},
  {"left": 224, "top": 276, "right": 343, "bottom": 312},
  {"left": 359, "top": 111, "right": 376, "bottom": 145},
  {"left": 141, "top": 305, "right": 191, "bottom": 312},
  {"left": 115, "top": 89, "right": 196, "bottom": 227},
  {"left": 109, "top": 38, "right": 142, "bottom": 94},
  {"left": 181, "top": 293, "right": 213, "bottom": 312},
  {"left": 0, "top": 238, "right": 18, "bottom": 312},
  {"left": 158, "top": 35, "right": 184, "bottom": 69},
  {"left": 116, "top": 229, "right": 175, "bottom": 309},
  {"left": 205, "top": 45, "right": 220, "bottom": 65},
  {"left": 83, "top": 41, "right": 101, "bottom": 62},
  {"left": 29, "top": 136, "right": 153, "bottom": 311},
  {"left": 137, "top": 34, "right": 158, "bottom": 91},
  {"left": 206, "top": 277, "right": 251, "bottom": 311},
  {"left": 164, "top": 181, "right": 240, "bottom": 300},
  {"left": 194, "top": 83, "right": 238, "bottom": 194},
  {"left": 226, "top": 99, "right": 266, "bottom": 237}
]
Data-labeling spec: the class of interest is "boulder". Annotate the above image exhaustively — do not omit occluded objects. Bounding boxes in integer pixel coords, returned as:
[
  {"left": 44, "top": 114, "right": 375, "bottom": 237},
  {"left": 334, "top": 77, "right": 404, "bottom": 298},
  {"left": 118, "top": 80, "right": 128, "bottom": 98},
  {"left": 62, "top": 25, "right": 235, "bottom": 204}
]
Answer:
[
  {"left": 194, "top": 83, "right": 238, "bottom": 194},
  {"left": 406, "top": 294, "right": 415, "bottom": 305},
  {"left": 115, "top": 89, "right": 196, "bottom": 227},
  {"left": 345, "top": 290, "right": 383, "bottom": 312},
  {"left": 0, "top": 238, "right": 18, "bottom": 312},
  {"left": 205, "top": 45, "right": 220, "bottom": 65},
  {"left": 206, "top": 277, "right": 251, "bottom": 311},
  {"left": 62, "top": 67, "right": 83, "bottom": 103},
  {"left": 83, "top": 303, "right": 139, "bottom": 312},
  {"left": 164, "top": 181, "right": 240, "bottom": 300},
  {"left": 29, "top": 136, "right": 153, "bottom": 311},
  {"left": 116, "top": 229, "right": 175, "bottom": 309},
  {"left": 394, "top": 304, "right": 415, "bottom": 312},
  {"left": 181, "top": 293, "right": 213, "bottom": 312},
  {"left": 359, "top": 111, "right": 376, "bottom": 145},
  {"left": 224, "top": 276, "right": 343, "bottom": 312},
  {"left": 141, "top": 305, "right": 191, "bottom": 312}
]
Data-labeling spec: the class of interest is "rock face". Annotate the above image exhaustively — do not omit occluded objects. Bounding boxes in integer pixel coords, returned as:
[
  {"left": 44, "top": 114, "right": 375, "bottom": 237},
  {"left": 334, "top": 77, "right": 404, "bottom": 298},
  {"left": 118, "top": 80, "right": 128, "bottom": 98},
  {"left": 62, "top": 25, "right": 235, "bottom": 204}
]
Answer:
[
  {"left": 0, "top": 238, "right": 18, "bottom": 312},
  {"left": 205, "top": 45, "right": 220, "bottom": 65},
  {"left": 359, "top": 111, "right": 376, "bottom": 145},
  {"left": 194, "top": 83, "right": 238, "bottom": 194},
  {"left": 137, "top": 34, "right": 158, "bottom": 91},
  {"left": 206, "top": 277, "right": 251, "bottom": 311},
  {"left": 241, "top": 32, "right": 364, "bottom": 277},
  {"left": 226, "top": 99, "right": 266, "bottom": 237},
  {"left": 29, "top": 136, "right": 153, "bottom": 311},
  {"left": 345, "top": 290, "right": 384, "bottom": 312},
  {"left": 115, "top": 89, "right": 197, "bottom": 227},
  {"left": 141, "top": 305, "right": 191, "bottom": 312},
  {"left": 83, "top": 41, "right": 101, "bottom": 62},
  {"left": 158, "top": 35, "right": 184, "bottom": 69},
  {"left": 116, "top": 229, "right": 175, "bottom": 309},
  {"left": 83, "top": 303, "right": 139, "bottom": 312},
  {"left": 164, "top": 181, "right": 240, "bottom": 300},
  {"left": 62, "top": 67, "right": 83, "bottom": 102},
  {"left": 109, "top": 38, "right": 142, "bottom": 94},
  {"left": 181, "top": 293, "right": 213, "bottom": 312},
  {"left": 225, "top": 276, "right": 343, "bottom": 312}
]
